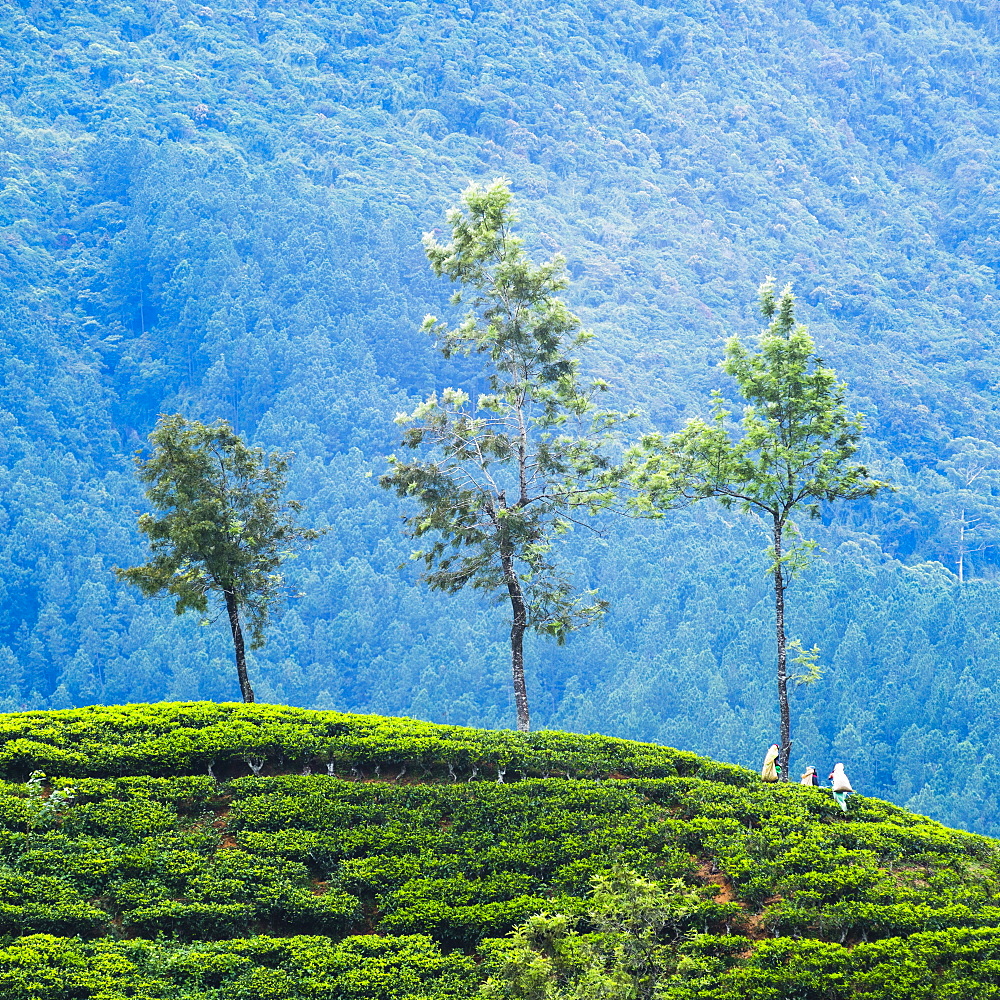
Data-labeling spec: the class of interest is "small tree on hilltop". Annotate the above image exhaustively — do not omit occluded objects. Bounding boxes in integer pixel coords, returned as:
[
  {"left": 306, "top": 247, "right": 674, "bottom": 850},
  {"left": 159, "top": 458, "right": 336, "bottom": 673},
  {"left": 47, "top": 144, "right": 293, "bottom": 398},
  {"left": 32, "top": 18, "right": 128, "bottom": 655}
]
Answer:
[
  {"left": 627, "top": 280, "right": 890, "bottom": 780},
  {"left": 117, "top": 415, "right": 319, "bottom": 703},
  {"left": 381, "top": 180, "right": 626, "bottom": 732}
]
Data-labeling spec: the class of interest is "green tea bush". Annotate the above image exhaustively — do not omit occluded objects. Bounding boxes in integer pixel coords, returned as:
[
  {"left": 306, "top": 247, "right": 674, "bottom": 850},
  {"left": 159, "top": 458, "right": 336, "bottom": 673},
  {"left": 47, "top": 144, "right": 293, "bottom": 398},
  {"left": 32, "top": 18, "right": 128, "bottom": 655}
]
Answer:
[
  {"left": 0, "top": 933, "right": 477, "bottom": 1000},
  {"left": 0, "top": 874, "right": 108, "bottom": 937},
  {"left": 0, "top": 703, "right": 755, "bottom": 784},
  {"left": 0, "top": 704, "right": 995, "bottom": 997}
]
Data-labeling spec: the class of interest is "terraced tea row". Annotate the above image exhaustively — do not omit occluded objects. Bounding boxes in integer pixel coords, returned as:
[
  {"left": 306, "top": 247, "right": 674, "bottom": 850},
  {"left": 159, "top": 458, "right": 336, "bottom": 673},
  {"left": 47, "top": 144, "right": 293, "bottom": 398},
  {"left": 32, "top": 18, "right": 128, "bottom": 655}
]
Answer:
[{"left": 0, "top": 704, "right": 998, "bottom": 998}]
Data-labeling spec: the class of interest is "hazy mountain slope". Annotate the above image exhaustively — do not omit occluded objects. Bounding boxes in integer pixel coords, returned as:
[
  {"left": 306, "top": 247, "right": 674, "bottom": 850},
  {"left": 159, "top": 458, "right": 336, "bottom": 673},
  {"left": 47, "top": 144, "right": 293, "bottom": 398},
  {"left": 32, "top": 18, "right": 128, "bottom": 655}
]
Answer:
[{"left": 1, "top": 1, "right": 1000, "bottom": 832}]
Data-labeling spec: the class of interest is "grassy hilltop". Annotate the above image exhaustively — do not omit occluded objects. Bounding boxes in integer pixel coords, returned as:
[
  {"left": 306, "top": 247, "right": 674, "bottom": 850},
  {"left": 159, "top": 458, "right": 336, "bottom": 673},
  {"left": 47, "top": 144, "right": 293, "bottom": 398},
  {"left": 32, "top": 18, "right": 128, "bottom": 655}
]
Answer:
[{"left": 0, "top": 703, "right": 999, "bottom": 998}]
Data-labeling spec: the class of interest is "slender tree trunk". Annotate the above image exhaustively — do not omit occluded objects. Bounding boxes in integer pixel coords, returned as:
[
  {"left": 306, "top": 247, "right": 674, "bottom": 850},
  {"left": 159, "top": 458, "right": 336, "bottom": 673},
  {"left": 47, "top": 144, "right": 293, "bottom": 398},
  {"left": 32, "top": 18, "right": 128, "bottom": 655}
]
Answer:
[
  {"left": 224, "top": 589, "right": 255, "bottom": 703},
  {"left": 773, "top": 516, "right": 790, "bottom": 781},
  {"left": 958, "top": 509, "right": 965, "bottom": 585},
  {"left": 501, "top": 551, "right": 530, "bottom": 732}
]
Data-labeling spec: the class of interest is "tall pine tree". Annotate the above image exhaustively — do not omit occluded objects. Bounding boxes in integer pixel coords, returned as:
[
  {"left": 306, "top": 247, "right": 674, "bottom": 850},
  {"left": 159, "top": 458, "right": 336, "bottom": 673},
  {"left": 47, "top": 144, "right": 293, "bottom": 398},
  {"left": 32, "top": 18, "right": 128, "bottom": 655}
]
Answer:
[
  {"left": 381, "top": 181, "right": 625, "bottom": 731},
  {"left": 628, "top": 281, "right": 889, "bottom": 779},
  {"left": 117, "top": 416, "right": 319, "bottom": 703}
]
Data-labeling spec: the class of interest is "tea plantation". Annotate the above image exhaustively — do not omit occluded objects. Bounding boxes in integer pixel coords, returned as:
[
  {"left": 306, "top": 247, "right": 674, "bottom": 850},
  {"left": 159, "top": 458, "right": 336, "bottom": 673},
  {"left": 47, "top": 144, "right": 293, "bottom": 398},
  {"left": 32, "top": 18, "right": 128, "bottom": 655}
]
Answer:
[{"left": 2, "top": 702, "right": 1000, "bottom": 998}]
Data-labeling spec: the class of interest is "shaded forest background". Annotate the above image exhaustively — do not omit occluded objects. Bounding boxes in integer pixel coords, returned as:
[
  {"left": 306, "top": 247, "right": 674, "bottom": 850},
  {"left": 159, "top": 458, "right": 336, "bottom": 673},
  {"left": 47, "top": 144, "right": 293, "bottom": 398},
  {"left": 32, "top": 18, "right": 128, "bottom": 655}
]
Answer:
[{"left": 3, "top": 0, "right": 1000, "bottom": 832}]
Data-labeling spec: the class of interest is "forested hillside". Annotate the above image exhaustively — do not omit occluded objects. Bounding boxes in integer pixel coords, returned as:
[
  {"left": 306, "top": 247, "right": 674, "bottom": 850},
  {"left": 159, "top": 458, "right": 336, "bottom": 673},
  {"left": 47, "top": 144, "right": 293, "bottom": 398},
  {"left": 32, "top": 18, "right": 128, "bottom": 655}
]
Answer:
[
  {"left": 2, "top": 0, "right": 1000, "bottom": 832},
  {"left": 2, "top": 703, "right": 1000, "bottom": 998}
]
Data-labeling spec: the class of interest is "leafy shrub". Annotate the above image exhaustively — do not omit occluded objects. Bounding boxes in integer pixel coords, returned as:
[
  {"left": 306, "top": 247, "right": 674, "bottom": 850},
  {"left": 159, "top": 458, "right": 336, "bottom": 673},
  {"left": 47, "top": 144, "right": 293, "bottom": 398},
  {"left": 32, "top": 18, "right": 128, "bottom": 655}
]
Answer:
[
  {"left": 0, "top": 702, "right": 757, "bottom": 784},
  {"left": 0, "top": 704, "right": 995, "bottom": 995},
  {"left": 0, "top": 932, "right": 477, "bottom": 999}
]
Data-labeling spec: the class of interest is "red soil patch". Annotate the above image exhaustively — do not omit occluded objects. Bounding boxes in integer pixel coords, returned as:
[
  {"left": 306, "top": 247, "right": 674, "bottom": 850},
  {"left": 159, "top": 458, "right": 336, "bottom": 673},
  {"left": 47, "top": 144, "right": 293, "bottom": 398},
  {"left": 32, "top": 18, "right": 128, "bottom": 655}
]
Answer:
[
  {"left": 211, "top": 807, "right": 239, "bottom": 849},
  {"left": 696, "top": 859, "right": 738, "bottom": 904},
  {"left": 693, "top": 859, "right": 778, "bottom": 941}
]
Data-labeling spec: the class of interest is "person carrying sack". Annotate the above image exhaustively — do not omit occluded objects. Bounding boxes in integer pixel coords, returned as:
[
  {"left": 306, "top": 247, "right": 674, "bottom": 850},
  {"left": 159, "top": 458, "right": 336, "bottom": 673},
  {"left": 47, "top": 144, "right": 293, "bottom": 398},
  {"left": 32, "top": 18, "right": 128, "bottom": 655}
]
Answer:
[
  {"left": 761, "top": 744, "right": 780, "bottom": 782},
  {"left": 800, "top": 765, "right": 819, "bottom": 786},
  {"left": 829, "top": 762, "right": 854, "bottom": 812}
]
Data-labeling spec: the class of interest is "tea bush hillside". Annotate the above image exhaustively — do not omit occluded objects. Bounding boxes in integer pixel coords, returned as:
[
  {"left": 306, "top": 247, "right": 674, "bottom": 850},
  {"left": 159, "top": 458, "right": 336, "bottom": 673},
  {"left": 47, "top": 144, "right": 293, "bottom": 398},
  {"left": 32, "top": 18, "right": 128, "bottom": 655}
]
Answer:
[{"left": 2, "top": 702, "right": 1000, "bottom": 998}]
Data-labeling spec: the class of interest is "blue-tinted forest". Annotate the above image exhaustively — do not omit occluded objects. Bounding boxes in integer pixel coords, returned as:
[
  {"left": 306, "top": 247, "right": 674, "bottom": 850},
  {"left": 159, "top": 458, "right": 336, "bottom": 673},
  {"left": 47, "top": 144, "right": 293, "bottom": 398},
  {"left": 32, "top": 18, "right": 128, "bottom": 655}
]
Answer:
[{"left": 3, "top": 0, "right": 1000, "bottom": 832}]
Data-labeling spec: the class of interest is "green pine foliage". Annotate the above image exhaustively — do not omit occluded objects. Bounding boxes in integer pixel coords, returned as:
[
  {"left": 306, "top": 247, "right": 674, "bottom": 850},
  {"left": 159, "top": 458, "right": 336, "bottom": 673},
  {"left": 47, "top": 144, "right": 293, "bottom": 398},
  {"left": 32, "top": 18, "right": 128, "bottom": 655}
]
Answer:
[
  {"left": 117, "top": 415, "right": 321, "bottom": 703},
  {"left": 627, "top": 280, "right": 890, "bottom": 778},
  {"left": 382, "top": 179, "right": 627, "bottom": 731}
]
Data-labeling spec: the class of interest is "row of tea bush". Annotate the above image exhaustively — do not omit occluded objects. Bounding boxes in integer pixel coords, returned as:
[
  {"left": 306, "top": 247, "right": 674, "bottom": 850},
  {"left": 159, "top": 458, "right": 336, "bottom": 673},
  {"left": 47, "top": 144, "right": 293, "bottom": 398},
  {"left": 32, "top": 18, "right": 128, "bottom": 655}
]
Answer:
[{"left": 0, "top": 702, "right": 753, "bottom": 784}]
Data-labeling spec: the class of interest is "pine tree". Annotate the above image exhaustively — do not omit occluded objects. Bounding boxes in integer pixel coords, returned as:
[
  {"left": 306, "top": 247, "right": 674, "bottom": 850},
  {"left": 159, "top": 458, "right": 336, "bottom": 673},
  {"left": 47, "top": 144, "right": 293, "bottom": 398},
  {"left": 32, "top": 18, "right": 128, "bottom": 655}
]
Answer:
[
  {"left": 381, "top": 181, "right": 625, "bottom": 731},
  {"left": 628, "top": 281, "right": 890, "bottom": 779},
  {"left": 117, "top": 415, "right": 319, "bottom": 702}
]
